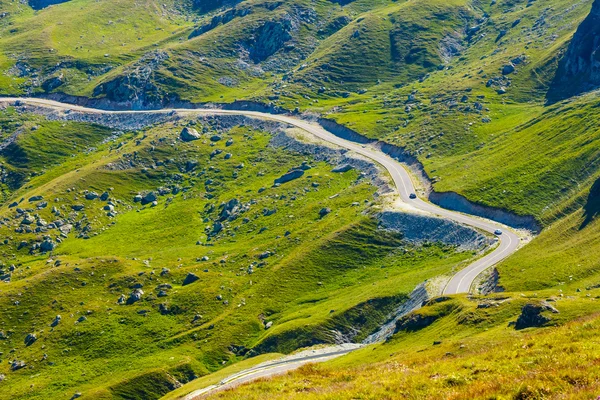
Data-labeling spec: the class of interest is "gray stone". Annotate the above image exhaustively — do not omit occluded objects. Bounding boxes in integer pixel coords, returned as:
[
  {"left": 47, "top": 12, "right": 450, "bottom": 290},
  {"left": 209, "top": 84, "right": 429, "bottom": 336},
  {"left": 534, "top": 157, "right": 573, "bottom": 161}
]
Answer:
[
  {"left": 502, "top": 63, "right": 515, "bottom": 75},
  {"left": 127, "top": 289, "right": 144, "bottom": 304},
  {"left": 21, "top": 215, "right": 35, "bottom": 225},
  {"left": 85, "top": 192, "right": 99, "bottom": 200},
  {"left": 11, "top": 360, "right": 26, "bottom": 371},
  {"left": 274, "top": 169, "right": 304, "bottom": 185},
  {"left": 183, "top": 273, "right": 200, "bottom": 286},
  {"left": 319, "top": 208, "right": 332, "bottom": 218},
  {"left": 40, "top": 240, "right": 56, "bottom": 253},
  {"left": 141, "top": 192, "right": 157, "bottom": 205},
  {"left": 332, "top": 164, "right": 354, "bottom": 173},
  {"left": 180, "top": 127, "right": 201, "bottom": 142},
  {"left": 24, "top": 333, "right": 37, "bottom": 346},
  {"left": 50, "top": 315, "right": 61, "bottom": 327},
  {"left": 71, "top": 204, "right": 85, "bottom": 211}
]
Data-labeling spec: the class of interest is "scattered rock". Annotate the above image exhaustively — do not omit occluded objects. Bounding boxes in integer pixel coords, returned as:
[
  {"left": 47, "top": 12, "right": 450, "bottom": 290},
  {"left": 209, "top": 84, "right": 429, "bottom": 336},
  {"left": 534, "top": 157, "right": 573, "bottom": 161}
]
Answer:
[
  {"left": 319, "top": 208, "right": 332, "bottom": 218},
  {"left": 127, "top": 289, "right": 144, "bottom": 304},
  {"left": 274, "top": 169, "right": 304, "bottom": 185},
  {"left": 11, "top": 360, "right": 26, "bottom": 371},
  {"left": 85, "top": 192, "right": 99, "bottom": 200},
  {"left": 141, "top": 192, "right": 157, "bottom": 205},
  {"left": 40, "top": 239, "right": 56, "bottom": 253},
  {"left": 24, "top": 333, "right": 37, "bottom": 346},
  {"left": 332, "top": 164, "right": 354, "bottom": 173},
  {"left": 50, "top": 315, "right": 61, "bottom": 327},
  {"left": 183, "top": 273, "right": 200, "bottom": 286},
  {"left": 502, "top": 63, "right": 515, "bottom": 75},
  {"left": 180, "top": 127, "right": 201, "bottom": 142}
]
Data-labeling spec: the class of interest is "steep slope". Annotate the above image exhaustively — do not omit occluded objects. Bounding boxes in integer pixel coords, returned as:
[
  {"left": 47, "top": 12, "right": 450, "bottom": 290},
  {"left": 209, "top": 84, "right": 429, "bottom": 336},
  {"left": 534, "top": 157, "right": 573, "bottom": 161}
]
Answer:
[{"left": 547, "top": 0, "right": 600, "bottom": 103}]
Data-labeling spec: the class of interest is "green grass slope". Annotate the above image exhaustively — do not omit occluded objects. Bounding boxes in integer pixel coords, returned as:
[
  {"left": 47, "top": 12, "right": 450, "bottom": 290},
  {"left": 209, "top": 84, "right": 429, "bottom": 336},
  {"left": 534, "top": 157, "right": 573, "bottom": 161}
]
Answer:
[{"left": 0, "top": 109, "right": 474, "bottom": 399}]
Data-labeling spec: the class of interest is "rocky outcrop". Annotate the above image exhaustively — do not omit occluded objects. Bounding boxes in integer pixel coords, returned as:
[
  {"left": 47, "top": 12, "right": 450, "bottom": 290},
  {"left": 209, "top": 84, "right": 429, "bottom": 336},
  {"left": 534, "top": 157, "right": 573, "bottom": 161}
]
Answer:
[
  {"left": 192, "top": 0, "right": 243, "bottom": 13},
  {"left": 92, "top": 51, "right": 169, "bottom": 108},
  {"left": 28, "top": 0, "right": 70, "bottom": 9},
  {"left": 548, "top": 0, "right": 600, "bottom": 103},
  {"left": 515, "top": 301, "right": 559, "bottom": 330},
  {"left": 248, "top": 20, "right": 292, "bottom": 63},
  {"left": 362, "top": 284, "right": 429, "bottom": 344},
  {"left": 189, "top": 7, "right": 252, "bottom": 39}
]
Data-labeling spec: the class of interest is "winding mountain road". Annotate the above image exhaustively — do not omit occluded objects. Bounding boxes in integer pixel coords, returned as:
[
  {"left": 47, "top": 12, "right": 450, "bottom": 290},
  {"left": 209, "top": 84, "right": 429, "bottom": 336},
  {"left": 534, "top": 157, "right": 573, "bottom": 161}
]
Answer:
[{"left": 0, "top": 97, "right": 523, "bottom": 397}]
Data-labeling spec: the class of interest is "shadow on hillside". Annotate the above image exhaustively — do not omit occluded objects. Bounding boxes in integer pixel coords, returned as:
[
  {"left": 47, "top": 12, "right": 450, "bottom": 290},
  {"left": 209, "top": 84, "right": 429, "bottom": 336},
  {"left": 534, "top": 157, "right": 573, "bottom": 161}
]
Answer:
[{"left": 581, "top": 178, "right": 600, "bottom": 230}]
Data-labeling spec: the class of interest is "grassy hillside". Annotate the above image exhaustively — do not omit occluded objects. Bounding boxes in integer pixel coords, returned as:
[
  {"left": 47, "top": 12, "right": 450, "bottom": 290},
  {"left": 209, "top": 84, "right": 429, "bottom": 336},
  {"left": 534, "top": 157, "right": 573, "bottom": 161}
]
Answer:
[
  {"left": 210, "top": 294, "right": 600, "bottom": 399},
  {"left": 0, "top": 0, "right": 600, "bottom": 398},
  {"left": 0, "top": 108, "right": 476, "bottom": 399}
]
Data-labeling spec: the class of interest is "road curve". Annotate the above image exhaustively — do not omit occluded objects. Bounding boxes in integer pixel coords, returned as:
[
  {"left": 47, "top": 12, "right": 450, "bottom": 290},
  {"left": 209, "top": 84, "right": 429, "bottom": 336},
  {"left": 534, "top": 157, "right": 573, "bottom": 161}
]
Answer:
[
  {"left": 182, "top": 345, "right": 360, "bottom": 400},
  {"left": 0, "top": 97, "right": 521, "bottom": 294}
]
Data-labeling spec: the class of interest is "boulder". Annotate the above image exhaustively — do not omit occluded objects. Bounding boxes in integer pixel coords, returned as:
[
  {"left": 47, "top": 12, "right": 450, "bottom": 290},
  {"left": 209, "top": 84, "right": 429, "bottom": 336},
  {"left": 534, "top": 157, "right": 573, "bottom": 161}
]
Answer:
[
  {"left": 141, "top": 192, "right": 157, "bottom": 205},
  {"left": 180, "top": 127, "right": 201, "bottom": 142},
  {"left": 274, "top": 169, "right": 304, "bottom": 185},
  {"left": 127, "top": 289, "right": 144, "bottom": 304},
  {"left": 11, "top": 360, "right": 26, "bottom": 371},
  {"left": 21, "top": 215, "right": 35, "bottom": 225},
  {"left": 29, "top": 195, "right": 43, "bottom": 202},
  {"left": 319, "top": 208, "right": 332, "bottom": 218},
  {"left": 40, "top": 240, "right": 56, "bottom": 253},
  {"left": 332, "top": 164, "right": 354, "bottom": 173},
  {"left": 85, "top": 192, "right": 99, "bottom": 200},
  {"left": 183, "top": 273, "right": 200, "bottom": 286},
  {"left": 50, "top": 315, "right": 61, "bottom": 327},
  {"left": 502, "top": 63, "right": 515, "bottom": 75},
  {"left": 24, "top": 333, "right": 37, "bottom": 346},
  {"left": 71, "top": 204, "right": 85, "bottom": 211}
]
